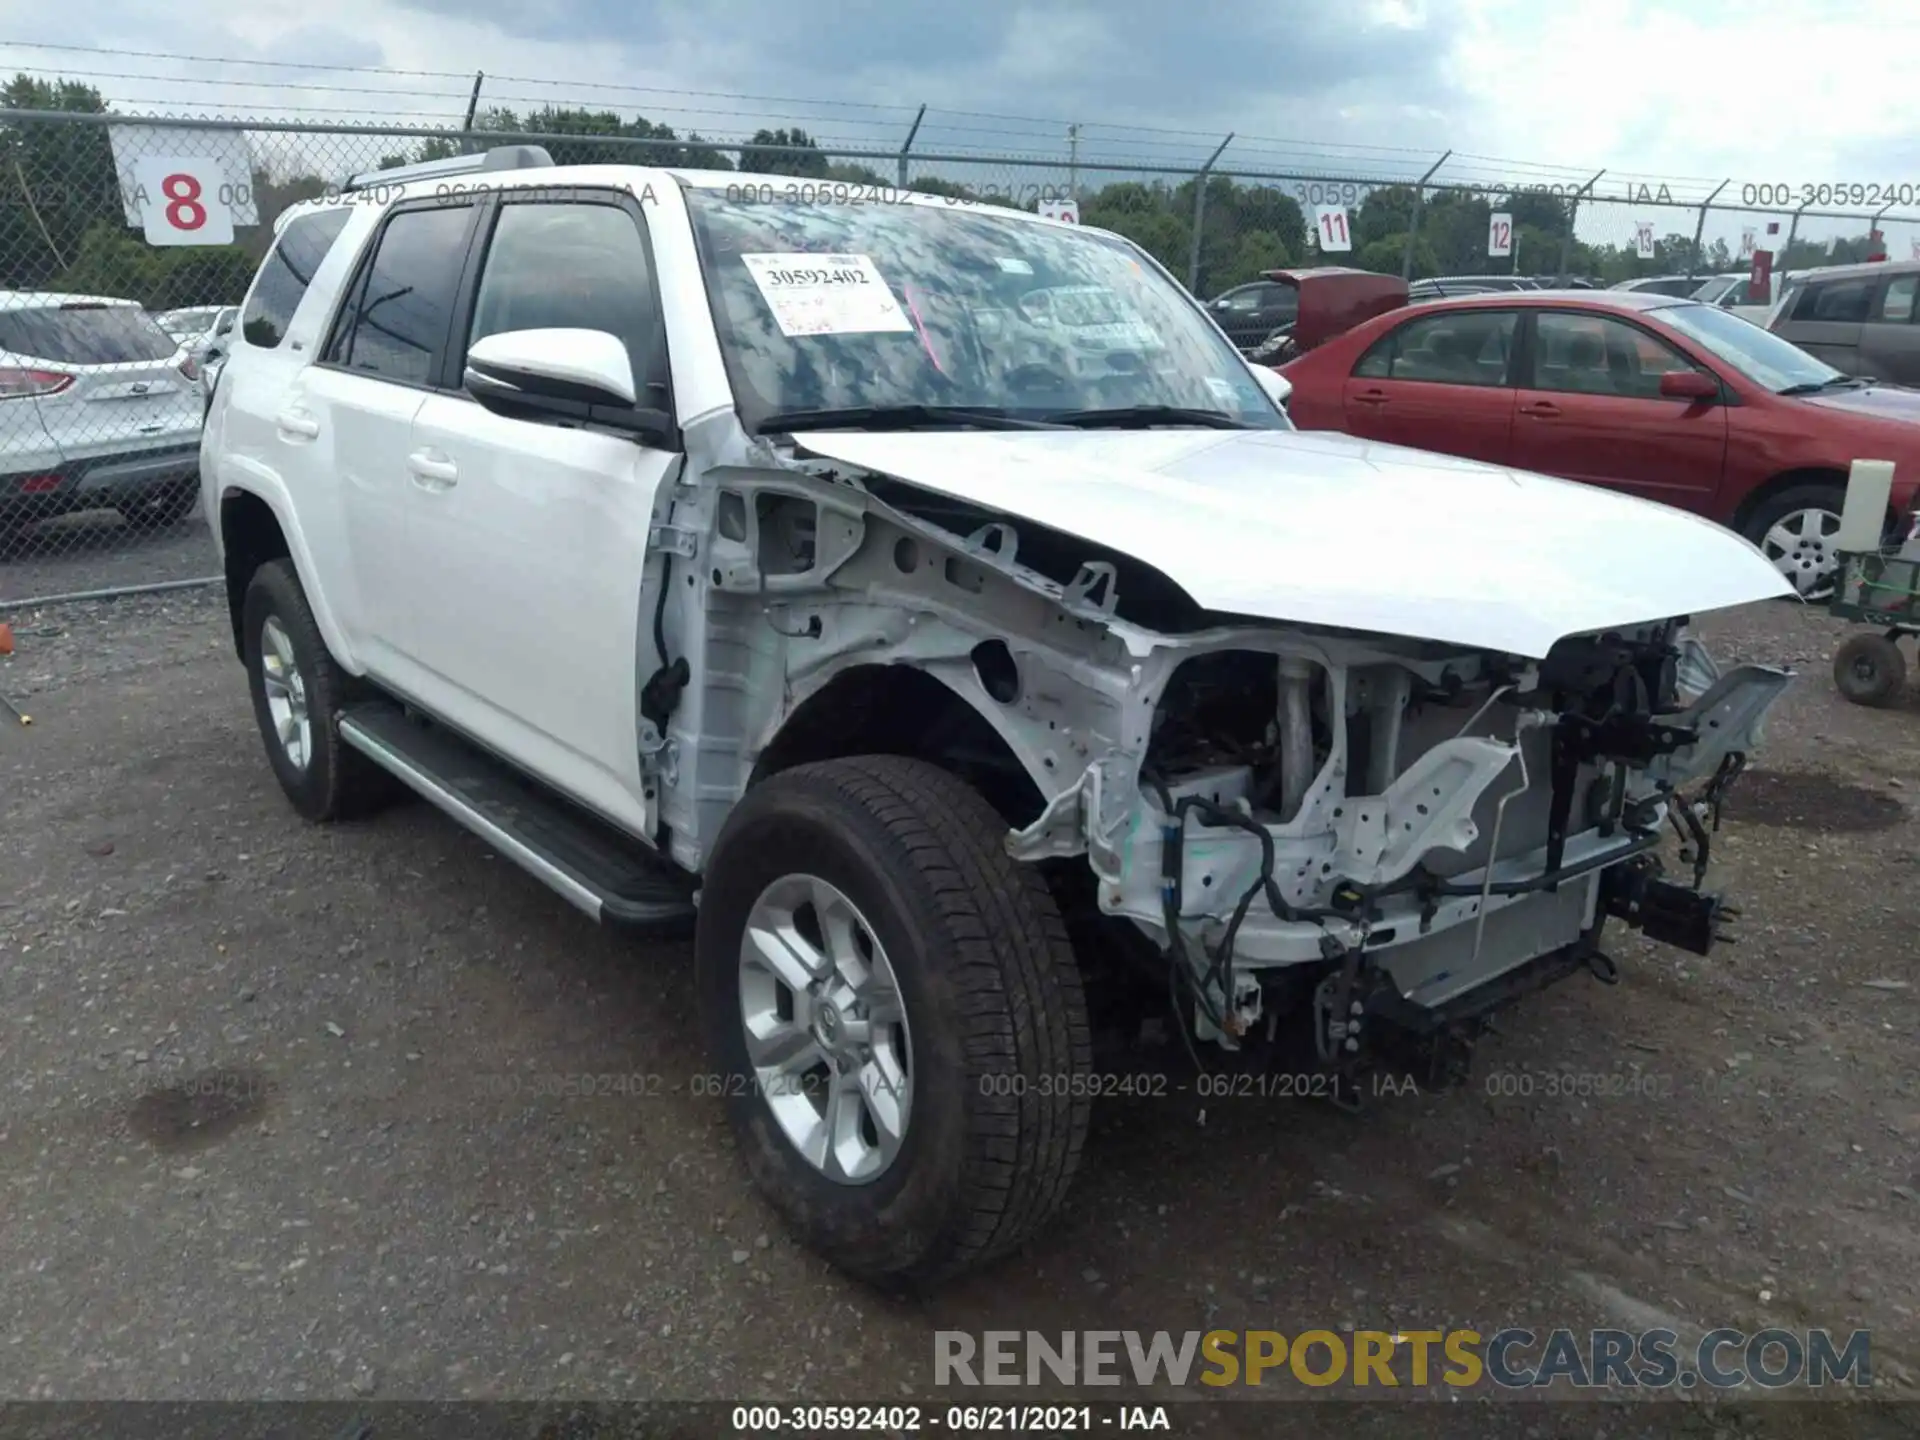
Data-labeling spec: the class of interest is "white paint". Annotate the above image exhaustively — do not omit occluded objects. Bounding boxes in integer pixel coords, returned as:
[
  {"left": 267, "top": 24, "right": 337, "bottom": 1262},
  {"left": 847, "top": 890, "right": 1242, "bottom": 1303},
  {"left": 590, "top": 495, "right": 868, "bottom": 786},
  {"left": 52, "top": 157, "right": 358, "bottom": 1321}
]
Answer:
[
  {"left": 133, "top": 156, "right": 235, "bottom": 246},
  {"left": 465, "top": 328, "right": 637, "bottom": 406},
  {"left": 791, "top": 427, "right": 1793, "bottom": 658}
]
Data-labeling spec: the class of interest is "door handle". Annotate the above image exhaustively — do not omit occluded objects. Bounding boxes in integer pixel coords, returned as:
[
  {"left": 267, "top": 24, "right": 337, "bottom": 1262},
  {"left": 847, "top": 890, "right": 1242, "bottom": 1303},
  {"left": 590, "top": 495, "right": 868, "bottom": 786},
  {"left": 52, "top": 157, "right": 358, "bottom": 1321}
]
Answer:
[
  {"left": 407, "top": 449, "right": 459, "bottom": 487},
  {"left": 1519, "top": 401, "right": 1561, "bottom": 418},
  {"left": 275, "top": 410, "right": 320, "bottom": 439},
  {"left": 1352, "top": 389, "right": 1389, "bottom": 406}
]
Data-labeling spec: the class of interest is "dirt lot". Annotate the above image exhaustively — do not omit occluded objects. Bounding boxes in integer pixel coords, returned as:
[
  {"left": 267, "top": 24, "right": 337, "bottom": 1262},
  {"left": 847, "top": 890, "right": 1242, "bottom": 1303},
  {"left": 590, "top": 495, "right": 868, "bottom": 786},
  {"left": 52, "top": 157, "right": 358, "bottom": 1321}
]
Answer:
[{"left": 2, "top": 586, "right": 1918, "bottom": 1437}]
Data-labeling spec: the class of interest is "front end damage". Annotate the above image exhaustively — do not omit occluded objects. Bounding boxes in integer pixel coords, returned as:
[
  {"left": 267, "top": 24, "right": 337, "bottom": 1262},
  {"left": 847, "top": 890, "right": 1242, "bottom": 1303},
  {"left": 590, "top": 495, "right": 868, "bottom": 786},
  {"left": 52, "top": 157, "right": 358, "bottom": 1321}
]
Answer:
[
  {"left": 1006, "top": 622, "right": 1790, "bottom": 1090},
  {"left": 682, "top": 425, "right": 1794, "bottom": 1100}
]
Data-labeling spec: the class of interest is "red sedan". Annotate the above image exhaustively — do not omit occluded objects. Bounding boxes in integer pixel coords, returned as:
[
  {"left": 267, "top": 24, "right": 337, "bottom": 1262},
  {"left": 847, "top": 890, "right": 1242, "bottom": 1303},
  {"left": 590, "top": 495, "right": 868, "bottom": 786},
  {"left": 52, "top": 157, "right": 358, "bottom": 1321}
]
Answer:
[{"left": 1278, "top": 290, "right": 1920, "bottom": 597}]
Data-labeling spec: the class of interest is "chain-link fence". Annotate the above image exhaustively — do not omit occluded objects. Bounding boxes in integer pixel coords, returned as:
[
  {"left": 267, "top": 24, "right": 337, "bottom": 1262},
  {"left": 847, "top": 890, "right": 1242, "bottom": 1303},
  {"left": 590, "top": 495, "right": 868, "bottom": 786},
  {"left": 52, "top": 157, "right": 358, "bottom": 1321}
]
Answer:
[{"left": 4, "top": 107, "right": 1916, "bottom": 607}]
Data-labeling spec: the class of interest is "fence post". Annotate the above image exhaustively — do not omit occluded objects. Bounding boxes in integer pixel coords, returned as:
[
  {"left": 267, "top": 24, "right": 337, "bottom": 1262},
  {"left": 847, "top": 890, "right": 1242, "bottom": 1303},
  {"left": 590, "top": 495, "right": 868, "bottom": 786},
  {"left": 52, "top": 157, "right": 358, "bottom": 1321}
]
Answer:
[
  {"left": 1185, "top": 133, "right": 1234, "bottom": 294},
  {"left": 1559, "top": 168, "right": 1605, "bottom": 278},
  {"left": 1689, "top": 180, "right": 1729, "bottom": 278},
  {"left": 459, "top": 72, "right": 484, "bottom": 153},
  {"left": 1783, "top": 200, "right": 1808, "bottom": 266},
  {"left": 1870, "top": 201, "right": 1892, "bottom": 259},
  {"left": 1403, "top": 150, "right": 1450, "bottom": 280},
  {"left": 896, "top": 105, "right": 926, "bottom": 189}
]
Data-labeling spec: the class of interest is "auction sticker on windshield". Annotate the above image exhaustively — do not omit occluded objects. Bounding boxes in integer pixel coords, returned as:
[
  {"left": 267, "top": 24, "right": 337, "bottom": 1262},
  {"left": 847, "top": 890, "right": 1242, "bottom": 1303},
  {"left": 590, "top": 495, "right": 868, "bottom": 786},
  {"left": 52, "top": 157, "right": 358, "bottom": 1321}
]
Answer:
[{"left": 741, "top": 253, "right": 913, "bottom": 337}]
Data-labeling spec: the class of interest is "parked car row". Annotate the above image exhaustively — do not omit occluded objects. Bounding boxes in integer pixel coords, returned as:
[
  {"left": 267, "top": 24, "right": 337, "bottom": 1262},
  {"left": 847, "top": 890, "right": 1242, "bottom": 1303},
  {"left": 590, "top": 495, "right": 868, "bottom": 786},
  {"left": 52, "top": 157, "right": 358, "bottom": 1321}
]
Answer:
[{"left": 1, "top": 291, "right": 236, "bottom": 542}]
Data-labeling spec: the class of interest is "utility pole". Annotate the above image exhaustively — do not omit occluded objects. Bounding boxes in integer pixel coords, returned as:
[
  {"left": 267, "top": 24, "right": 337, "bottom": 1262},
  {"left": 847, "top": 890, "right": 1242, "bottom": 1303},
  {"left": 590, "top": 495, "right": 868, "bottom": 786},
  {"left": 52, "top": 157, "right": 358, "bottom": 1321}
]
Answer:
[{"left": 1068, "top": 123, "right": 1080, "bottom": 201}]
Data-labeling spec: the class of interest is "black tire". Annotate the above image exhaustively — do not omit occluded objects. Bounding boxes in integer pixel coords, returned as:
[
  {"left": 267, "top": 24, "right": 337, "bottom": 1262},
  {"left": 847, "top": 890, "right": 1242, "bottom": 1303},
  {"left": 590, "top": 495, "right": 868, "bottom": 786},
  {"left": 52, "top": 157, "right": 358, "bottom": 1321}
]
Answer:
[
  {"left": 1832, "top": 631, "right": 1907, "bottom": 707},
  {"left": 1741, "top": 482, "right": 1845, "bottom": 600},
  {"left": 241, "top": 558, "right": 400, "bottom": 822},
  {"left": 697, "top": 755, "right": 1092, "bottom": 1288}
]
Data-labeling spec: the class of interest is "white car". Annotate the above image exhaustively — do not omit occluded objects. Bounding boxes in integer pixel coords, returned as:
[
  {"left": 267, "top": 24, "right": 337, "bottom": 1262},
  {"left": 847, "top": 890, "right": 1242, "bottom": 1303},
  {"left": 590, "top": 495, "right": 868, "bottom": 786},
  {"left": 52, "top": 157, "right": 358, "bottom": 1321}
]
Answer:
[
  {"left": 204, "top": 146, "right": 1793, "bottom": 1286},
  {"left": 1689, "top": 272, "right": 1773, "bottom": 324},
  {"left": 1, "top": 291, "right": 205, "bottom": 540}
]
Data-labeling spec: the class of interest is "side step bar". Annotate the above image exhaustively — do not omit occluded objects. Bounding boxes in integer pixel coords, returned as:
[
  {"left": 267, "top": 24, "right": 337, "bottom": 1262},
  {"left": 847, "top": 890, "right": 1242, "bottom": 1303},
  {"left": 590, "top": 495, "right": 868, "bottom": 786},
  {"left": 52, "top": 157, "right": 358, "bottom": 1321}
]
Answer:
[{"left": 338, "top": 702, "right": 696, "bottom": 932}]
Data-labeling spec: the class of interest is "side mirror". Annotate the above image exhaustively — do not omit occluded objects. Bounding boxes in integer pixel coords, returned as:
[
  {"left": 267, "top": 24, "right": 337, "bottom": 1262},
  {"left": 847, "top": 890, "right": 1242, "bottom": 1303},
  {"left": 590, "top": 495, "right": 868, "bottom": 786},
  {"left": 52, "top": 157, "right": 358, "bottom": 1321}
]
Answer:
[
  {"left": 465, "top": 328, "right": 675, "bottom": 442},
  {"left": 1249, "top": 364, "right": 1292, "bottom": 408},
  {"left": 1659, "top": 370, "right": 1719, "bottom": 402}
]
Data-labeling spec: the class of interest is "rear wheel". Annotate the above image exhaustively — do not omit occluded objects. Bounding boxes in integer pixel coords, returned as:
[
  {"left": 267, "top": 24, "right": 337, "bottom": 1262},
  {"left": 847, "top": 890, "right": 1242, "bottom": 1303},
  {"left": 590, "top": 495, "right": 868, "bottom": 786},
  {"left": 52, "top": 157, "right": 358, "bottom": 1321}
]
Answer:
[
  {"left": 1743, "top": 483, "right": 1845, "bottom": 600},
  {"left": 1832, "top": 631, "right": 1907, "bottom": 707},
  {"left": 241, "top": 559, "right": 399, "bottom": 821},
  {"left": 697, "top": 755, "right": 1092, "bottom": 1288}
]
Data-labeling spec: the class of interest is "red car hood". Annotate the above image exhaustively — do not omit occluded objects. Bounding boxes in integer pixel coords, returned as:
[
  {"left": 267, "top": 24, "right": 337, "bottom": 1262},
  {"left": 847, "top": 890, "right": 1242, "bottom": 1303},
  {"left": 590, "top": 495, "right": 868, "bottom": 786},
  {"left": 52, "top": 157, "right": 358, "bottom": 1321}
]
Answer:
[{"left": 1800, "top": 384, "right": 1920, "bottom": 425}]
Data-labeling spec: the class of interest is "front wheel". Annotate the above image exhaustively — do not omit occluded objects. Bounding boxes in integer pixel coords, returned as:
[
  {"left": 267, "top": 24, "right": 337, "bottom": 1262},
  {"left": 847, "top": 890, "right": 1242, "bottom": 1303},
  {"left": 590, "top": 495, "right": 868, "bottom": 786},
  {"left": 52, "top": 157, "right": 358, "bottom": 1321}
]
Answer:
[
  {"left": 697, "top": 756, "right": 1092, "bottom": 1288},
  {"left": 1743, "top": 483, "right": 1845, "bottom": 601}
]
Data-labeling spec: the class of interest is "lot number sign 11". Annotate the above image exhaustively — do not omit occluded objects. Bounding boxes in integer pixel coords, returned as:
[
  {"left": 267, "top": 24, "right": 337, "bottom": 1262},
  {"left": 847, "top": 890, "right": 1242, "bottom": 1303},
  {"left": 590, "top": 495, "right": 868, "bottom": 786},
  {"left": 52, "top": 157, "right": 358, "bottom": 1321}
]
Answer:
[
  {"left": 1314, "top": 205, "right": 1352, "bottom": 253},
  {"left": 133, "top": 157, "right": 235, "bottom": 246},
  {"left": 1488, "top": 212, "right": 1513, "bottom": 258}
]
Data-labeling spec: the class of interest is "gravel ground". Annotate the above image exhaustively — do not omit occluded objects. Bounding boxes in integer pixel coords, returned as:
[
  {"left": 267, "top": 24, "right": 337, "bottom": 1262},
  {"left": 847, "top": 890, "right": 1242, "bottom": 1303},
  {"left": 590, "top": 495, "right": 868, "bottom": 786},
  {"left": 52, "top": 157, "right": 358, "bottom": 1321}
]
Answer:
[
  {"left": 0, "top": 514, "right": 219, "bottom": 605},
  {"left": 2, "top": 588, "right": 1918, "bottom": 1437}
]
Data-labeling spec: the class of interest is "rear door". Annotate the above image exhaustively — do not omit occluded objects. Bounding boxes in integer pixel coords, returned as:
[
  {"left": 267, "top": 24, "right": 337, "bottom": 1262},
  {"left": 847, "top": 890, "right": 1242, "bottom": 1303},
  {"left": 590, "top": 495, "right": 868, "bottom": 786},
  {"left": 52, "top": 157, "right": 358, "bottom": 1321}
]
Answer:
[
  {"left": 1507, "top": 309, "right": 1726, "bottom": 512},
  {"left": 1339, "top": 306, "right": 1521, "bottom": 465},
  {"left": 0, "top": 302, "right": 201, "bottom": 473},
  {"left": 1857, "top": 272, "right": 1920, "bottom": 386}
]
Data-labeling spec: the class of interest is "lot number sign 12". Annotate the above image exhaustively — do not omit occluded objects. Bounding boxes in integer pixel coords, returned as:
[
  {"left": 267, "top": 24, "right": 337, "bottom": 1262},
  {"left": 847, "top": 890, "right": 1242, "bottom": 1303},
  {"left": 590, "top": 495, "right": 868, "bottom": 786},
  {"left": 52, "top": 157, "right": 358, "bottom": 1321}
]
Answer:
[
  {"left": 1314, "top": 205, "right": 1352, "bottom": 253},
  {"left": 133, "top": 157, "right": 235, "bottom": 246},
  {"left": 1488, "top": 212, "right": 1513, "bottom": 258}
]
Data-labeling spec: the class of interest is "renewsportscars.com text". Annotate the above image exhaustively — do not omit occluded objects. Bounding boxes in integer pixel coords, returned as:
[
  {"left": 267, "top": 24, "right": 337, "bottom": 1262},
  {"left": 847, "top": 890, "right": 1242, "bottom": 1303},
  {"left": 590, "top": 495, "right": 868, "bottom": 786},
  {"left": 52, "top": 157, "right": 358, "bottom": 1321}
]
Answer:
[{"left": 934, "top": 1328, "right": 1872, "bottom": 1390}]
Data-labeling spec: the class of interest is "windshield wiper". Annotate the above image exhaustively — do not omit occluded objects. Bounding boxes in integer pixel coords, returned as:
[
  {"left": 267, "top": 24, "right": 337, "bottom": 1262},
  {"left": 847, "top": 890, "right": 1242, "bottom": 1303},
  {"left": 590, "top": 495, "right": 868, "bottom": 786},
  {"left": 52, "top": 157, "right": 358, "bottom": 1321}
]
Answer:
[
  {"left": 1776, "top": 375, "right": 1871, "bottom": 396},
  {"left": 755, "top": 404, "right": 1061, "bottom": 434},
  {"left": 1043, "top": 405, "right": 1252, "bottom": 430}
]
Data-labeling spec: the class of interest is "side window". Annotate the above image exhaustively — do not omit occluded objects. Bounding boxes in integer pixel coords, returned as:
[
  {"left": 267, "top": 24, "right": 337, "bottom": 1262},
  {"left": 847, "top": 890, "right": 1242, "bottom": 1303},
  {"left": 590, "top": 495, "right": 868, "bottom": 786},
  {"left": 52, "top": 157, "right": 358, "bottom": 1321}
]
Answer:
[
  {"left": 325, "top": 205, "right": 474, "bottom": 386},
  {"left": 240, "top": 209, "right": 350, "bottom": 350},
  {"left": 464, "top": 201, "right": 663, "bottom": 391},
  {"left": 1352, "top": 310, "right": 1518, "bottom": 386},
  {"left": 1532, "top": 313, "right": 1698, "bottom": 399},
  {"left": 1222, "top": 288, "right": 1261, "bottom": 313},
  {"left": 1800, "top": 278, "right": 1875, "bottom": 323},
  {"left": 1877, "top": 274, "right": 1917, "bottom": 323}
]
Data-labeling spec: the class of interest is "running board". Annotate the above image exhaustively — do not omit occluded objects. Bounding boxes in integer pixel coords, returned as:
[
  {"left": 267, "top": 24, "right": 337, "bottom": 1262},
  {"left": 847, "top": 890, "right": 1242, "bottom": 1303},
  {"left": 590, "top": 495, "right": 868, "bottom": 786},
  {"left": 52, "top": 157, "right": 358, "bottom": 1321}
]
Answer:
[{"left": 337, "top": 702, "right": 696, "bottom": 932}]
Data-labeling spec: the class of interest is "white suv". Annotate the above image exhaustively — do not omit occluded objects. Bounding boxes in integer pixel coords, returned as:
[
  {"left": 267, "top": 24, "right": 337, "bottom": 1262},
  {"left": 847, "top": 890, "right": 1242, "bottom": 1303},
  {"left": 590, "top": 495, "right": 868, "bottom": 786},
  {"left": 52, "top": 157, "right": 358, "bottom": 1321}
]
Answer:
[
  {"left": 1, "top": 292, "right": 204, "bottom": 541},
  {"left": 204, "top": 145, "right": 1794, "bottom": 1286}
]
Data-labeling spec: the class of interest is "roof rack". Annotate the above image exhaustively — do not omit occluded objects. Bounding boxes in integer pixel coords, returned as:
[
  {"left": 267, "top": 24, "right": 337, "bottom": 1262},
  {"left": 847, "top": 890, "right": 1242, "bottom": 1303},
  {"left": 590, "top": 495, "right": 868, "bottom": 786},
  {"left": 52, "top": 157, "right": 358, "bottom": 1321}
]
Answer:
[{"left": 342, "top": 144, "right": 555, "bottom": 194}]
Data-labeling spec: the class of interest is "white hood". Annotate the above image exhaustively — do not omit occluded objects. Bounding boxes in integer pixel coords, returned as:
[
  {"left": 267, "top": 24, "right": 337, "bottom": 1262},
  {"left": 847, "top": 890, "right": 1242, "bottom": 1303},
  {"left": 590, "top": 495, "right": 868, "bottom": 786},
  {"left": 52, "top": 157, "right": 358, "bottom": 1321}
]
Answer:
[{"left": 793, "top": 427, "right": 1793, "bottom": 658}]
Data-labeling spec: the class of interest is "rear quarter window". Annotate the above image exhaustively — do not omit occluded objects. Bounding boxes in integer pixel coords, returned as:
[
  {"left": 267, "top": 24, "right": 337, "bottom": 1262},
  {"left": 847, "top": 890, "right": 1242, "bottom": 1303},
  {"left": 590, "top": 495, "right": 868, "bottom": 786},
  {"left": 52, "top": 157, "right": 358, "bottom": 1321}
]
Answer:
[
  {"left": 243, "top": 208, "right": 353, "bottom": 350},
  {"left": 0, "top": 304, "right": 178, "bottom": 364}
]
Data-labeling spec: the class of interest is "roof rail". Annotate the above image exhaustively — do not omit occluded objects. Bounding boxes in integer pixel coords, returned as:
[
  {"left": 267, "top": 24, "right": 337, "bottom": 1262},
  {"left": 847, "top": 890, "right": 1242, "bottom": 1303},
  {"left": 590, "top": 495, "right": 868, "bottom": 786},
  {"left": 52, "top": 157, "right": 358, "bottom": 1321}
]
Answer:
[{"left": 343, "top": 144, "right": 554, "bottom": 194}]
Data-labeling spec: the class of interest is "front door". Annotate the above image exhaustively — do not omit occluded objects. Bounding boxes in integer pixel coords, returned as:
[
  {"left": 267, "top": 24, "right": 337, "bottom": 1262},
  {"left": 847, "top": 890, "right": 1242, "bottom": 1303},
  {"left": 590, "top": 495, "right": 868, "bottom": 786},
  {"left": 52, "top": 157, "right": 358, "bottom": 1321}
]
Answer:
[
  {"left": 1507, "top": 310, "right": 1727, "bottom": 513},
  {"left": 400, "top": 192, "right": 680, "bottom": 836}
]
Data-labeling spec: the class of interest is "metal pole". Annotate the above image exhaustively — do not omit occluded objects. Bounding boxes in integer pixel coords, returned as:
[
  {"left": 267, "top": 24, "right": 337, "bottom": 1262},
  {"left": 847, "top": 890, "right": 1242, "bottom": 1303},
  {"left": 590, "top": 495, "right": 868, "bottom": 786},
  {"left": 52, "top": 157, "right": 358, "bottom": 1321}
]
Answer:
[
  {"left": 459, "top": 72, "right": 484, "bottom": 153},
  {"left": 1402, "top": 150, "right": 1450, "bottom": 281},
  {"left": 1185, "top": 132, "right": 1234, "bottom": 294},
  {"left": 1870, "top": 202, "right": 1892, "bottom": 259},
  {"left": 1689, "top": 179, "right": 1729, "bottom": 279},
  {"left": 896, "top": 104, "right": 925, "bottom": 188},
  {"left": 1559, "top": 168, "right": 1604, "bottom": 279},
  {"left": 1067, "top": 123, "right": 1080, "bottom": 200}
]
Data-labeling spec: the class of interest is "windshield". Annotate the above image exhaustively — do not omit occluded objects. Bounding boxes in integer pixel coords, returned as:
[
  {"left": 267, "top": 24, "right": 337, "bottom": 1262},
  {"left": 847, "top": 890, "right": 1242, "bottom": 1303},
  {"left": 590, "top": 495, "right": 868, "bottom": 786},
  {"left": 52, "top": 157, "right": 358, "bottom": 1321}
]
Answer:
[
  {"left": 1654, "top": 301, "right": 1843, "bottom": 392},
  {"left": 683, "top": 186, "right": 1287, "bottom": 431}
]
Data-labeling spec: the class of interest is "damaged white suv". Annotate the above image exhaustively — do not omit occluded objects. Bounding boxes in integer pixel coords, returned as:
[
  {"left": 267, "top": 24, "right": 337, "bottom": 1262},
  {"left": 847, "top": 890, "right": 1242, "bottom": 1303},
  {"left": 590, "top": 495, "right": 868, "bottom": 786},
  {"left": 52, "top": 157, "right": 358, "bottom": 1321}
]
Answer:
[{"left": 204, "top": 145, "right": 1794, "bottom": 1287}]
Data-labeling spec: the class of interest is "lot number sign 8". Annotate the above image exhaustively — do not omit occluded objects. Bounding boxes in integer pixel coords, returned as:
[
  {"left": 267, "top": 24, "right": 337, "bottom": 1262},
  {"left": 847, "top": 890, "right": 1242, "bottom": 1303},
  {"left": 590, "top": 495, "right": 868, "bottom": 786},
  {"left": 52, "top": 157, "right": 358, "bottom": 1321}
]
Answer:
[
  {"left": 1314, "top": 205, "right": 1352, "bottom": 253},
  {"left": 133, "top": 157, "right": 235, "bottom": 246}
]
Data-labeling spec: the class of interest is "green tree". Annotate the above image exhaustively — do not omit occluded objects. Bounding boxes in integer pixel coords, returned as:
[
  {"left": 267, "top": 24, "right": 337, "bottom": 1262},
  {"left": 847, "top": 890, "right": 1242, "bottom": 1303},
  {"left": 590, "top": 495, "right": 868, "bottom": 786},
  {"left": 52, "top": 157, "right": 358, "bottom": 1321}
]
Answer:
[
  {"left": 1356, "top": 232, "right": 1436, "bottom": 278},
  {"left": 1355, "top": 185, "right": 1419, "bottom": 249},
  {"left": 54, "top": 222, "right": 257, "bottom": 310},
  {"left": 740, "top": 127, "right": 830, "bottom": 178},
  {"left": 0, "top": 75, "right": 120, "bottom": 289}
]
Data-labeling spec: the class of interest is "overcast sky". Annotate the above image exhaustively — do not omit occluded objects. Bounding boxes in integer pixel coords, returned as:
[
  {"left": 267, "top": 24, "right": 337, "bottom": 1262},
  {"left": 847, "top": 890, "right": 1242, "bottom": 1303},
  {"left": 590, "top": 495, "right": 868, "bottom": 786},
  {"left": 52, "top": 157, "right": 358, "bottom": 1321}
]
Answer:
[{"left": 2, "top": 0, "right": 1915, "bottom": 248}]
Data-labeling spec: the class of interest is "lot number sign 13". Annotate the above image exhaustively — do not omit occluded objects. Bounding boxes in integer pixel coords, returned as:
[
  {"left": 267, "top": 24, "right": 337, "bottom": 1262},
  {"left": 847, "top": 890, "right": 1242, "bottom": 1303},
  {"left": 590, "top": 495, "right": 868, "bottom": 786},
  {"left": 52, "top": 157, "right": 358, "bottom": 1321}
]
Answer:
[
  {"left": 133, "top": 157, "right": 235, "bottom": 246},
  {"left": 1314, "top": 205, "right": 1352, "bottom": 253},
  {"left": 1488, "top": 212, "right": 1513, "bottom": 258}
]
